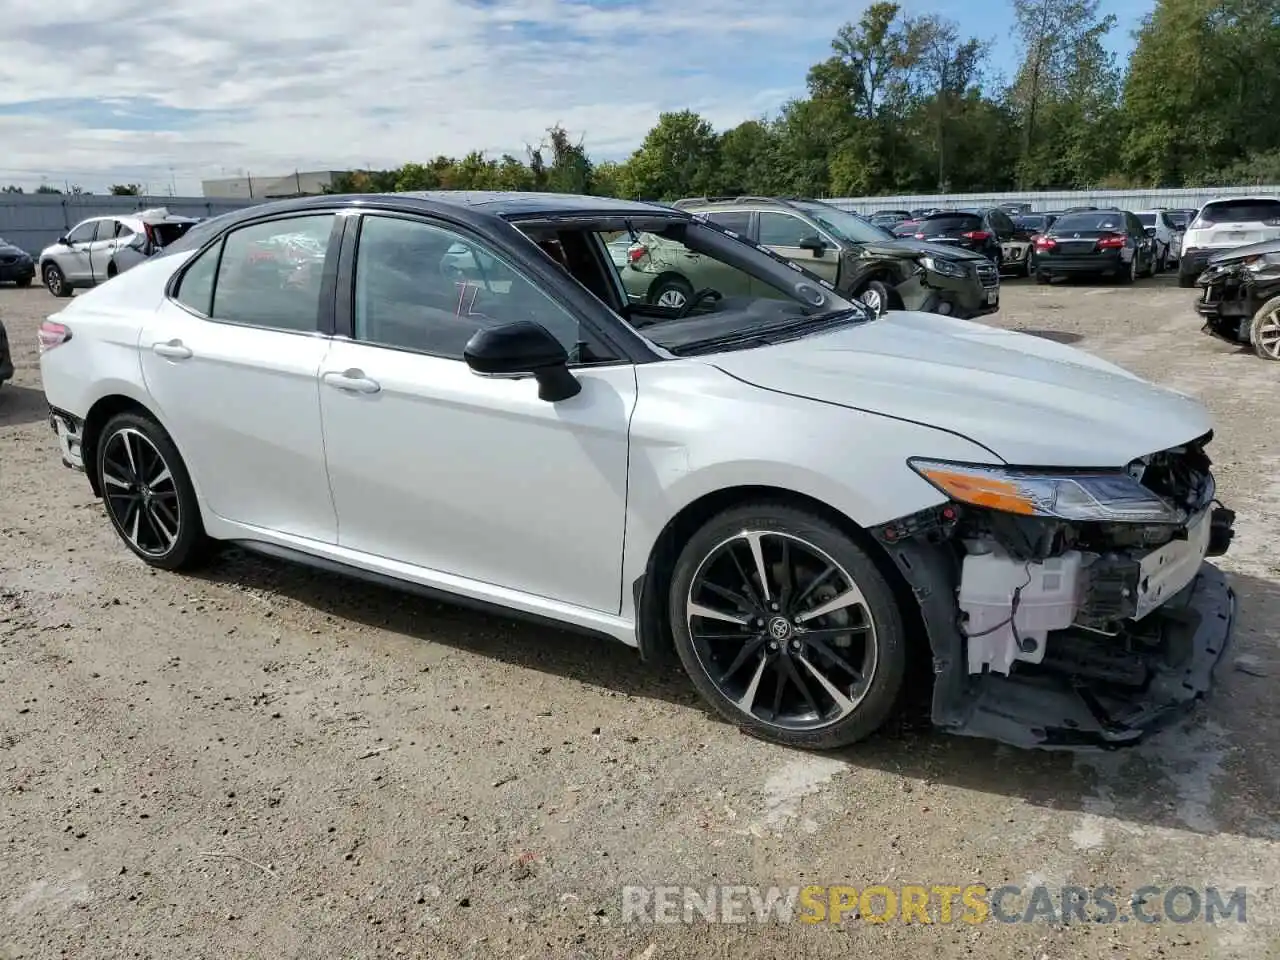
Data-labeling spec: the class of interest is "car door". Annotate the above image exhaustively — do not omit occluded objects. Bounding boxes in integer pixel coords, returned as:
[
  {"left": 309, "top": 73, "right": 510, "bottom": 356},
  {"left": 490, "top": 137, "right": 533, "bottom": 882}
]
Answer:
[
  {"left": 317, "top": 212, "right": 636, "bottom": 613},
  {"left": 88, "top": 218, "right": 124, "bottom": 282},
  {"left": 138, "top": 211, "right": 342, "bottom": 543},
  {"left": 756, "top": 211, "right": 839, "bottom": 285},
  {"left": 58, "top": 219, "right": 99, "bottom": 283}
]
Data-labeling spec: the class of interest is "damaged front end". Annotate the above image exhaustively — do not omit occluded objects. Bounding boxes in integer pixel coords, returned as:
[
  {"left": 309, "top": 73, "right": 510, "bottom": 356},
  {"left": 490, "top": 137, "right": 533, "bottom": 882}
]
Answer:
[
  {"left": 1196, "top": 245, "right": 1280, "bottom": 346},
  {"left": 872, "top": 435, "right": 1237, "bottom": 749}
]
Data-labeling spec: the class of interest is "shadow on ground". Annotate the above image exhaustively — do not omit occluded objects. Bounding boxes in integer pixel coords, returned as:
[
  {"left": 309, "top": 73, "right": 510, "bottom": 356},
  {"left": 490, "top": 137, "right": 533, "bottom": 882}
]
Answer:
[
  {"left": 1014, "top": 329, "right": 1085, "bottom": 344},
  {"left": 194, "top": 550, "right": 1280, "bottom": 841},
  {"left": 0, "top": 384, "right": 48, "bottom": 427}
]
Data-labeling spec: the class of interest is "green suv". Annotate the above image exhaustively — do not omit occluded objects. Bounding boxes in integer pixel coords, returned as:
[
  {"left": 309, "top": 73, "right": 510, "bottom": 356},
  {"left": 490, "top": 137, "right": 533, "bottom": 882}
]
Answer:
[{"left": 617, "top": 197, "right": 1000, "bottom": 318}]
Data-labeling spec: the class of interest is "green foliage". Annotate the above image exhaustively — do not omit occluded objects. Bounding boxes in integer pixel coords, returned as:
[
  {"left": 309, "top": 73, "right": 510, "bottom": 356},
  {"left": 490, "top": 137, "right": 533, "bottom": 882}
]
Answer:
[
  {"left": 109, "top": 183, "right": 142, "bottom": 195},
  {"left": 321, "top": 0, "right": 1280, "bottom": 201}
]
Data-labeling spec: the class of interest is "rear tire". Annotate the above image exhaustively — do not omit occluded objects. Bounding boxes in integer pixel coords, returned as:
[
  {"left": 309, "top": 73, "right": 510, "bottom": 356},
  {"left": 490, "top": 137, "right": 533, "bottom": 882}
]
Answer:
[
  {"left": 1117, "top": 256, "right": 1136, "bottom": 285},
  {"left": 16, "top": 276, "right": 32, "bottom": 288},
  {"left": 96, "top": 412, "right": 212, "bottom": 571},
  {"left": 1035, "top": 270, "right": 1050, "bottom": 285},
  {"left": 668, "top": 502, "right": 907, "bottom": 750},
  {"left": 647, "top": 275, "right": 694, "bottom": 310}
]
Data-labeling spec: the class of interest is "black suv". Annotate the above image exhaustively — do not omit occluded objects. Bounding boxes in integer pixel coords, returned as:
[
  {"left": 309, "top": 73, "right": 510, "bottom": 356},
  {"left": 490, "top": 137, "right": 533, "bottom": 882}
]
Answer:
[
  {"left": 906, "top": 208, "right": 1017, "bottom": 266},
  {"left": 673, "top": 197, "right": 1000, "bottom": 318}
]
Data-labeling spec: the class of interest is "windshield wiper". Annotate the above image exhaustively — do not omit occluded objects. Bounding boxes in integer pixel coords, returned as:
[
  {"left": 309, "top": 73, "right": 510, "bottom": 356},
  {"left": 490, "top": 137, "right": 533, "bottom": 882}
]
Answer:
[{"left": 672, "top": 309, "right": 865, "bottom": 354}]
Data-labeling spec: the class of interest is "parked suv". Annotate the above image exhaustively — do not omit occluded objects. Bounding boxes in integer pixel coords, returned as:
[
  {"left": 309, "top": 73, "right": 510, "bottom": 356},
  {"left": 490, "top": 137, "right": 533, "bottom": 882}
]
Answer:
[
  {"left": 667, "top": 197, "right": 1000, "bottom": 318},
  {"left": 39, "top": 208, "right": 200, "bottom": 297},
  {"left": 1178, "top": 197, "right": 1280, "bottom": 287},
  {"left": 907, "top": 208, "right": 1015, "bottom": 267}
]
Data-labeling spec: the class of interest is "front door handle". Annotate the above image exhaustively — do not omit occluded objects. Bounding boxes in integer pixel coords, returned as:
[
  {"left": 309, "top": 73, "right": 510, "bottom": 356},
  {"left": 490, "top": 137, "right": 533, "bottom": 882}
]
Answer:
[
  {"left": 322, "top": 369, "right": 381, "bottom": 394},
  {"left": 152, "top": 340, "right": 192, "bottom": 360}
]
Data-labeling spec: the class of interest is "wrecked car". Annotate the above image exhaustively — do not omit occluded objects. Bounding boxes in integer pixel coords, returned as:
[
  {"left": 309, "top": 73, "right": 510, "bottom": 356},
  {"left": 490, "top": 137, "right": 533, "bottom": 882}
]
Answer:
[
  {"left": 41, "top": 191, "right": 1234, "bottom": 755},
  {"left": 667, "top": 196, "right": 1000, "bottom": 319},
  {"left": 1195, "top": 238, "right": 1280, "bottom": 360}
]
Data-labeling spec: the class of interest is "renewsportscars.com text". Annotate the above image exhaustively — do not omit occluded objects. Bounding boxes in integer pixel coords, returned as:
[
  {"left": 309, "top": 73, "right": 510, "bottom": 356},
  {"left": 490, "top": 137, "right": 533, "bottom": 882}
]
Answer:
[{"left": 620, "top": 884, "right": 1248, "bottom": 925}]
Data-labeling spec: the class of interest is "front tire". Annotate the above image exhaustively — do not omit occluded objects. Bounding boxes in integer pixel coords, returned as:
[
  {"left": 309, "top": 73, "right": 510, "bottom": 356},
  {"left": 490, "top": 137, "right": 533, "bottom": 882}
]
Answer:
[
  {"left": 96, "top": 412, "right": 211, "bottom": 570},
  {"left": 668, "top": 502, "right": 907, "bottom": 750},
  {"left": 856, "top": 279, "right": 892, "bottom": 316},
  {"left": 43, "top": 263, "right": 71, "bottom": 298},
  {"left": 1178, "top": 265, "right": 1197, "bottom": 288},
  {"left": 1249, "top": 296, "right": 1280, "bottom": 361}
]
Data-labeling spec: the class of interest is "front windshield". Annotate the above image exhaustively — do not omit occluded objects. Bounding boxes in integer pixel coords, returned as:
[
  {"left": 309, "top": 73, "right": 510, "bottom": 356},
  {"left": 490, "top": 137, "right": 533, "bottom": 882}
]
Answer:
[
  {"left": 585, "top": 218, "right": 866, "bottom": 355},
  {"left": 792, "top": 202, "right": 894, "bottom": 243},
  {"left": 1137, "top": 213, "right": 1156, "bottom": 226}
]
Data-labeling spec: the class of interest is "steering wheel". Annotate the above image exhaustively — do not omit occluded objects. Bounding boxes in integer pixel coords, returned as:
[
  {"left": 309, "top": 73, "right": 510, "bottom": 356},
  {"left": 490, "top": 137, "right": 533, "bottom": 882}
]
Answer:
[{"left": 675, "top": 287, "right": 722, "bottom": 319}]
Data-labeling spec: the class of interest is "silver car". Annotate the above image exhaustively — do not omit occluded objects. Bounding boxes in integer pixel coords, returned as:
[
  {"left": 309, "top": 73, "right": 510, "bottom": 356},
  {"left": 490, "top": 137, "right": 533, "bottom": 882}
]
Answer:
[{"left": 39, "top": 208, "right": 201, "bottom": 298}]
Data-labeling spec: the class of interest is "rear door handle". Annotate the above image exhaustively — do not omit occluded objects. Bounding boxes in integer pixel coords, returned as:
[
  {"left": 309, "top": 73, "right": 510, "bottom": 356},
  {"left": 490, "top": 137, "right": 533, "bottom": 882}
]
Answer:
[
  {"left": 322, "top": 369, "right": 381, "bottom": 394},
  {"left": 152, "top": 340, "right": 192, "bottom": 360}
]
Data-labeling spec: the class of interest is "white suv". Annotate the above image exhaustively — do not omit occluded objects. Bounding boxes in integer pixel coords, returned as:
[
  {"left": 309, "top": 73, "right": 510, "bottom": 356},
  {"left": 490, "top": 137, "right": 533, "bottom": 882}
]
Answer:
[
  {"left": 1178, "top": 196, "right": 1280, "bottom": 287},
  {"left": 39, "top": 208, "right": 200, "bottom": 298},
  {"left": 1134, "top": 210, "right": 1182, "bottom": 272}
]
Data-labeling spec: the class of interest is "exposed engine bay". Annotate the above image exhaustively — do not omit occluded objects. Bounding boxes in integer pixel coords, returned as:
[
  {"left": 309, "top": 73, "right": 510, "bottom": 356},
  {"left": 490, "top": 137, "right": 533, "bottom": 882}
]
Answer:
[{"left": 871, "top": 434, "right": 1237, "bottom": 749}]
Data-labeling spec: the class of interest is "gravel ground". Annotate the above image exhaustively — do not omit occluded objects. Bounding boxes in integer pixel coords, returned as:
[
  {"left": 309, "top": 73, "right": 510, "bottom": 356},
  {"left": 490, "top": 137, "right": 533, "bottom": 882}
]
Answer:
[{"left": 1, "top": 273, "right": 1278, "bottom": 959}]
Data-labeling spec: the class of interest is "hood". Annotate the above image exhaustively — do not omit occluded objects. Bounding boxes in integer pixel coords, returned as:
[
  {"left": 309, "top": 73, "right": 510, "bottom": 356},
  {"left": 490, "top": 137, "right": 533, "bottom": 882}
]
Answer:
[
  {"left": 0, "top": 240, "right": 30, "bottom": 258},
  {"left": 854, "top": 238, "right": 986, "bottom": 262},
  {"left": 707, "top": 311, "right": 1213, "bottom": 467},
  {"left": 1209, "top": 237, "right": 1280, "bottom": 264}
]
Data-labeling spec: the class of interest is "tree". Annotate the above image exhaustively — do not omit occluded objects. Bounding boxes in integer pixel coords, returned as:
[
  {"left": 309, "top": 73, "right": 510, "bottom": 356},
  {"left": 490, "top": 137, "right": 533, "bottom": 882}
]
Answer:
[
  {"left": 616, "top": 110, "right": 720, "bottom": 200},
  {"left": 1008, "top": 0, "right": 1119, "bottom": 188},
  {"left": 2, "top": 185, "right": 23, "bottom": 193},
  {"left": 1122, "top": 0, "right": 1280, "bottom": 185},
  {"left": 909, "top": 16, "right": 987, "bottom": 189},
  {"left": 35, "top": 185, "right": 61, "bottom": 194},
  {"left": 110, "top": 183, "right": 142, "bottom": 195}
]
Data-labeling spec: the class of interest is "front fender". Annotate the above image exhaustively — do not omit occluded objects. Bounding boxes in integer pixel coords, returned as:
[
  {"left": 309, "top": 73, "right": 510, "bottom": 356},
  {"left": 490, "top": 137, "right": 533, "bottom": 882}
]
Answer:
[{"left": 618, "top": 360, "right": 998, "bottom": 623}]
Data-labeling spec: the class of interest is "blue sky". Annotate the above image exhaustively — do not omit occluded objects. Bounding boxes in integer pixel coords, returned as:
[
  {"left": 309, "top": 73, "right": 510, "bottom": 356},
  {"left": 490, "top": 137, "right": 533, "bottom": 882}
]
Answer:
[{"left": 0, "top": 0, "right": 1151, "bottom": 195}]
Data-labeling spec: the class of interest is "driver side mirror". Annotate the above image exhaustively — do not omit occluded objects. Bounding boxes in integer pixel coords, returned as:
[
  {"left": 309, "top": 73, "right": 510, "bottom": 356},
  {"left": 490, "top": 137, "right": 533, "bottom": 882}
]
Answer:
[
  {"left": 798, "top": 235, "right": 827, "bottom": 257},
  {"left": 57, "top": 236, "right": 70, "bottom": 246},
  {"left": 463, "top": 321, "right": 581, "bottom": 403}
]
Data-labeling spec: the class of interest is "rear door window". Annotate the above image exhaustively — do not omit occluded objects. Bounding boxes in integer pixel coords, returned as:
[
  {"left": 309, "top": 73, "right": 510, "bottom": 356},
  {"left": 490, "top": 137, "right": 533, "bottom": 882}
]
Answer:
[{"left": 701, "top": 211, "right": 752, "bottom": 236}]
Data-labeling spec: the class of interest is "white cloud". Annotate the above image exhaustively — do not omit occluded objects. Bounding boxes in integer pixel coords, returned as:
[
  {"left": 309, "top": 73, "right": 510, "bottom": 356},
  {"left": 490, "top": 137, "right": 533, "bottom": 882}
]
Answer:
[{"left": 0, "top": 0, "right": 861, "bottom": 194}]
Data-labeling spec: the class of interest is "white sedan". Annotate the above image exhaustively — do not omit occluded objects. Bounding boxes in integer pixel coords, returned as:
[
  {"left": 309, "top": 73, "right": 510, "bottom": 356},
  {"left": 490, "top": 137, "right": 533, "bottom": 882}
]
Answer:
[{"left": 38, "top": 191, "right": 1237, "bottom": 751}]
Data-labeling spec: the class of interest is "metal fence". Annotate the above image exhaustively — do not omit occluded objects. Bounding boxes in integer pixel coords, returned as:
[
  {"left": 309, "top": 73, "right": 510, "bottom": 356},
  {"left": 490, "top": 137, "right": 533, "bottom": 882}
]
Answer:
[
  {"left": 0, "top": 194, "right": 261, "bottom": 255},
  {"left": 827, "top": 185, "right": 1280, "bottom": 215}
]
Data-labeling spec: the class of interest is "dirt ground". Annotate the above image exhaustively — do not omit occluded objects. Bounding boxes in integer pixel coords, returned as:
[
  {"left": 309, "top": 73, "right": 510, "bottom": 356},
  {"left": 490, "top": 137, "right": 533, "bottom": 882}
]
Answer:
[{"left": 1, "top": 272, "right": 1278, "bottom": 959}]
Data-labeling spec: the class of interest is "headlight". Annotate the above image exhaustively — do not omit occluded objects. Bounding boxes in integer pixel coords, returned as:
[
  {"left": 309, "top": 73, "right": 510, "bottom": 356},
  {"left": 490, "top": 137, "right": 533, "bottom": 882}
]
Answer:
[
  {"left": 1244, "top": 252, "right": 1280, "bottom": 273},
  {"left": 919, "top": 255, "right": 965, "bottom": 279},
  {"left": 908, "top": 459, "right": 1185, "bottom": 523}
]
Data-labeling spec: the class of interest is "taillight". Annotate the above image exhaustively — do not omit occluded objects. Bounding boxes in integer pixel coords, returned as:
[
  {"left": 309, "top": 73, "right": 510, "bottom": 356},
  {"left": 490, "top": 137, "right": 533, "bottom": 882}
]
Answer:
[
  {"left": 1096, "top": 234, "right": 1126, "bottom": 249},
  {"left": 38, "top": 320, "right": 72, "bottom": 352},
  {"left": 144, "top": 223, "right": 157, "bottom": 251},
  {"left": 963, "top": 230, "right": 991, "bottom": 241},
  {"left": 1034, "top": 236, "right": 1057, "bottom": 250},
  {"left": 914, "top": 233, "right": 927, "bottom": 239},
  {"left": 627, "top": 245, "right": 646, "bottom": 264}
]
